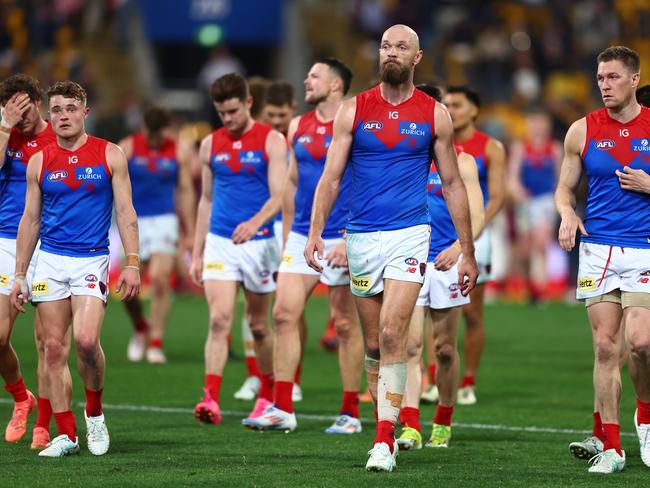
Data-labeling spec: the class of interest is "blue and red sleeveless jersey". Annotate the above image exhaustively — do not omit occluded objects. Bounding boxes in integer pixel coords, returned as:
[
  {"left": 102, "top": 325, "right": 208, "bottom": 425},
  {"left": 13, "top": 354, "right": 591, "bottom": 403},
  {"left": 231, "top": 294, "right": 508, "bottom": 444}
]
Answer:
[
  {"left": 39, "top": 136, "right": 113, "bottom": 256},
  {"left": 292, "top": 110, "right": 351, "bottom": 239},
  {"left": 521, "top": 141, "right": 556, "bottom": 196},
  {"left": 426, "top": 141, "right": 472, "bottom": 261},
  {"left": 581, "top": 107, "right": 650, "bottom": 248},
  {"left": 455, "top": 130, "right": 490, "bottom": 206},
  {"left": 127, "top": 132, "right": 178, "bottom": 217},
  {"left": 209, "top": 121, "right": 274, "bottom": 240},
  {"left": 0, "top": 123, "right": 56, "bottom": 238},
  {"left": 348, "top": 85, "right": 436, "bottom": 232}
]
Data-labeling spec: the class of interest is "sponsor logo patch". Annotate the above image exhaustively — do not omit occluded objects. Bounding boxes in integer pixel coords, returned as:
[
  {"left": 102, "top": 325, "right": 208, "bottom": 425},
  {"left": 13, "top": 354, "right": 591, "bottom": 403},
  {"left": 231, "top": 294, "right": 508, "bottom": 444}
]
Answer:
[
  {"left": 85, "top": 274, "right": 98, "bottom": 282},
  {"left": 31, "top": 281, "right": 48, "bottom": 295},
  {"left": 351, "top": 276, "right": 371, "bottom": 292},
  {"left": 281, "top": 255, "right": 293, "bottom": 265},
  {"left": 239, "top": 150, "right": 263, "bottom": 164},
  {"left": 0, "top": 274, "right": 9, "bottom": 287},
  {"left": 214, "top": 153, "right": 231, "bottom": 162},
  {"left": 578, "top": 277, "right": 597, "bottom": 292},
  {"left": 405, "top": 257, "right": 419, "bottom": 266},
  {"left": 398, "top": 121, "right": 426, "bottom": 136},
  {"left": 48, "top": 170, "right": 68, "bottom": 181},
  {"left": 205, "top": 262, "right": 225, "bottom": 273},
  {"left": 631, "top": 138, "right": 650, "bottom": 152},
  {"left": 76, "top": 166, "right": 103, "bottom": 180}
]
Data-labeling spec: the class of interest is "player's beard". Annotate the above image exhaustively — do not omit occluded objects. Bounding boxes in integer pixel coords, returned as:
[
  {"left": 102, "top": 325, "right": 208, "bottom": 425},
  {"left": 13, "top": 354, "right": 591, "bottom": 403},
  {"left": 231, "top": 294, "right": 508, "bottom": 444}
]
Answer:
[{"left": 380, "top": 61, "right": 410, "bottom": 86}]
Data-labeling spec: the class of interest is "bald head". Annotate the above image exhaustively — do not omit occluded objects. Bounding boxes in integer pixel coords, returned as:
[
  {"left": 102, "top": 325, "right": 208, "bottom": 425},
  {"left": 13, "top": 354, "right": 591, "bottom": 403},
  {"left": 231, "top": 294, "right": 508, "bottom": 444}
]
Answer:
[{"left": 382, "top": 24, "right": 420, "bottom": 51}]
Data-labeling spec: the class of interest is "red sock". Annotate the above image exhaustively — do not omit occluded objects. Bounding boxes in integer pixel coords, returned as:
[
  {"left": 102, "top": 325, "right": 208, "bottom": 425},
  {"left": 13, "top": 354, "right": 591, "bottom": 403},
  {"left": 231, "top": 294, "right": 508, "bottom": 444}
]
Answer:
[
  {"left": 259, "top": 374, "right": 274, "bottom": 401},
  {"left": 245, "top": 356, "right": 262, "bottom": 378},
  {"left": 53, "top": 411, "right": 76, "bottom": 439},
  {"left": 205, "top": 374, "right": 222, "bottom": 402},
  {"left": 374, "top": 420, "right": 396, "bottom": 452},
  {"left": 460, "top": 375, "right": 475, "bottom": 388},
  {"left": 294, "top": 364, "right": 302, "bottom": 385},
  {"left": 274, "top": 381, "right": 294, "bottom": 413},
  {"left": 134, "top": 319, "right": 149, "bottom": 333},
  {"left": 638, "top": 399, "right": 650, "bottom": 425},
  {"left": 4, "top": 378, "right": 28, "bottom": 403},
  {"left": 149, "top": 338, "right": 163, "bottom": 349},
  {"left": 35, "top": 397, "right": 53, "bottom": 430},
  {"left": 603, "top": 423, "right": 622, "bottom": 455},
  {"left": 85, "top": 388, "right": 103, "bottom": 417},
  {"left": 340, "top": 391, "right": 359, "bottom": 418},
  {"left": 428, "top": 363, "right": 437, "bottom": 385},
  {"left": 399, "top": 406, "right": 421, "bottom": 432},
  {"left": 593, "top": 411, "right": 605, "bottom": 441},
  {"left": 434, "top": 404, "right": 454, "bottom": 426}
]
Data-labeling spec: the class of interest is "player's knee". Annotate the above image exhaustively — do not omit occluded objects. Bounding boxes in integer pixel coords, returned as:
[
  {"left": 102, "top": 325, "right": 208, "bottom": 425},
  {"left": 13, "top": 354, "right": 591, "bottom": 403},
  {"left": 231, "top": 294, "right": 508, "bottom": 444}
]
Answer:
[
  {"left": 594, "top": 336, "right": 618, "bottom": 364},
  {"left": 272, "top": 302, "right": 298, "bottom": 332},
  {"left": 380, "top": 327, "right": 402, "bottom": 354},
  {"left": 0, "top": 331, "right": 9, "bottom": 350},
  {"left": 628, "top": 333, "right": 650, "bottom": 363},
  {"left": 74, "top": 335, "right": 100, "bottom": 362},
  {"left": 208, "top": 311, "right": 232, "bottom": 338},
  {"left": 44, "top": 339, "right": 66, "bottom": 368},
  {"left": 150, "top": 272, "right": 169, "bottom": 296},
  {"left": 332, "top": 314, "right": 354, "bottom": 342},
  {"left": 434, "top": 341, "right": 455, "bottom": 365},
  {"left": 365, "top": 343, "right": 380, "bottom": 360},
  {"left": 248, "top": 319, "right": 269, "bottom": 341},
  {"left": 406, "top": 335, "right": 422, "bottom": 360}
]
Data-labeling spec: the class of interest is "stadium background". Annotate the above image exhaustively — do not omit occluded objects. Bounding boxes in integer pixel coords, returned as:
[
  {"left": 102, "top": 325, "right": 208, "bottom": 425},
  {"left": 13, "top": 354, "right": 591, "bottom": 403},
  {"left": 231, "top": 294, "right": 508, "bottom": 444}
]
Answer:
[{"left": 2, "top": 0, "right": 649, "bottom": 485}]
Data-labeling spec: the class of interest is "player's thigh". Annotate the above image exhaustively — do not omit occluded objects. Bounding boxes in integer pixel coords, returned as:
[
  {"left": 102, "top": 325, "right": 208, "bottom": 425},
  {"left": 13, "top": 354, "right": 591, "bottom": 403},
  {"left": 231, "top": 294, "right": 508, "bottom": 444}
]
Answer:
[
  {"left": 37, "top": 299, "right": 73, "bottom": 345},
  {"left": 274, "top": 272, "right": 319, "bottom": 322},
  {"left": 462, "top": 283, "right": 485, "bottom": 323},
  {"left": 587, "top": 300, "right": 624, "bottom": 351},
  {"left": 0, "top": 294, "right": 18, "bottom": 342},
  {"left": 70, "top": 295, "right": 106, "bottom": 344},
  {"left": 243, "top": 288, "right": 273, "bottom": 325},
  {"left": 327, "top": 284, "right": 357, "bottom": 324},
  {"left": 354, "top": 294, "right": 382, "bottom": 353},
  {"left": 149, "top": 253, "right": 175, "bottom": 285},
  {"left": 430, "top": 306, "right": 461, "bottom": 346},
  {"left": 381, "top": 278, "right": 422, "bottom": 331},
  {"left": 622, "top": 300, "right": 650, "bottom": 352},
  {"left": 204, "top": 279, "right": 239, "bottom": 331}
]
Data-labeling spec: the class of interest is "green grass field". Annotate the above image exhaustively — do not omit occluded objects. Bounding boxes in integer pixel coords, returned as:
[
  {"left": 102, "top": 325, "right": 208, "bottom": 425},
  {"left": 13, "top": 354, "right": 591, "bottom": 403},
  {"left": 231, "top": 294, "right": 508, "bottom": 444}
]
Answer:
[{"left": 1, "top": 296, "right": 648, "bottom": 486}]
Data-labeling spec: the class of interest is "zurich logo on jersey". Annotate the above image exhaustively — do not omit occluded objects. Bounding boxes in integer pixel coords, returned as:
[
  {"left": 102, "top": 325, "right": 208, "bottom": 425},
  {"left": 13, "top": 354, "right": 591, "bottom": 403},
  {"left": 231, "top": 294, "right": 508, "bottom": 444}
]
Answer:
[
  {"left": 76, "top": 166, "right": 103, "bottom": 180},
  {"left": 239, "top": 150, "right": 263, "bottom": 164},
  {"left": 631, "top": 138, "right": 650, "bottom": 152},
  {"left": 47, "top": 170, "right": 68, "bottom": 182},
  {"left": 399, "top": 121, "right": 426, "bottom": 136},
  {"left": 362, "top": 121, "right": 383, "bottom": 132},
  {"left": 595, "top": 139, "right": 615, "bottom": 150}
]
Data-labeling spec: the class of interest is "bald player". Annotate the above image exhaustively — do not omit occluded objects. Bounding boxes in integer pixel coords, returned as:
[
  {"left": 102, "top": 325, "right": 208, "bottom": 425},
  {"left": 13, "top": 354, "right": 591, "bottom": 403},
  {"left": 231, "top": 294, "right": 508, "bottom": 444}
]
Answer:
[{"left": 305, "top": 25, "right": 478, "bottom": 472}]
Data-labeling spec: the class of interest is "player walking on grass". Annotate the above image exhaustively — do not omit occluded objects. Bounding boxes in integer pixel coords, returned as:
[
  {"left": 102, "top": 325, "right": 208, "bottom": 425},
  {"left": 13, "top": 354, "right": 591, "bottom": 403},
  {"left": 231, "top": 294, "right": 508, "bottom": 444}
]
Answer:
[
  {"left": 190, "top": 73, "right": 286, "bottom": 425},
  {"left": 305, "top": 25, "right": 478, "bottom": 472},
  {"left": 443, "top": 86, "right": 505, "bottom": 406},
  {"left": 397, "top": 84, "right": 485, "bottom": 451},
  {"left": 244, "top": 58, "right": 364, "bottom": 434},
  {"left": 0, "top": 74, "right": 63, "bottom": 449},
  {"left": 556, "top": 46, "right": 650, "bottom": 474},
  {"left": 10, "top": 81, "right": 141, "bottom": 457},
  {"left": 121, "top": 106, "right": 196, "bottom": 364}
]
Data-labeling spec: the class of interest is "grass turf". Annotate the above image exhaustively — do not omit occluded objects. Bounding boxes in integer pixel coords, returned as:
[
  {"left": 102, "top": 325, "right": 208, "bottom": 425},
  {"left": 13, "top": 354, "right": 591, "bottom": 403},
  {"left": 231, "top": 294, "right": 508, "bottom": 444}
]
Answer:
[{"left": 1, "top": 296, "right": 648, "bottom": 486}]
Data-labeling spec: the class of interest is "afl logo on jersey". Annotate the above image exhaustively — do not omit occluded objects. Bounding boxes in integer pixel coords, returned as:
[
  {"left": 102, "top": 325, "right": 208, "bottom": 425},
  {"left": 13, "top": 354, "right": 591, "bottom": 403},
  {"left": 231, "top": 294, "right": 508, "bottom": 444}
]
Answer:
[
  {"left": 595, "top": 139, "right": 615, "bottom": 150},
  {"left": 297, "top": 135, "right": 312, "bottom": 144},
  {"left": 214, "top": 153, "right": 230, "bottom": 162},
  {"left": 48, "top": 170, "right": 68, "bottom": 182},
  {"left": 362, "top": 121, "right": 383, "bottom": 132}
]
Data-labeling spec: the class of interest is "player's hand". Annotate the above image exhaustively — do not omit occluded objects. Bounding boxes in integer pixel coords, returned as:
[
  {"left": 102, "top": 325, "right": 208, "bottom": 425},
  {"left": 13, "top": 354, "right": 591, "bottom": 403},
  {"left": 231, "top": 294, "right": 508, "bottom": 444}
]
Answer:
[
  {"left": 1, "top": 93, "right": 31, "bottom": 128},
  {"left": 304, "top": 234, "right": 325, "bottom": 272},
  {"left": 116, "top": 267, "right": 140, "bottom": 301},
  {"left": 10, "top": 276, "right": 29, "bottom": 313},
  {"left": 616, "top": 167, "right": 650, "bottom": 194},
  {"left": 189, "top": 255, "right": 204, "bottom": 286},
  {"left": 457, "top": 253, "right": 479, "bottom": 296},
  {"left": 325, "top": 241, "right": 347, "bottom": 268},
  {"left": 434, "top": 244, "right": 461, "bottom": 271},
  {"left": 232, "top": 219, "right": 260, "bottom": 244},
  {"left": 558, "top": 209, "right": 588, "bottom": 252}
]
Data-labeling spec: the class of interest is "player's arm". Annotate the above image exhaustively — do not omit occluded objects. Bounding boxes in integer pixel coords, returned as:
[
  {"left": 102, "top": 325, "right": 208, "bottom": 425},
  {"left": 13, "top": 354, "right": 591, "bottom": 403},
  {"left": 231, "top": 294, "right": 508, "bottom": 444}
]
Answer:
[
  {"left": 304, "top": 98, "right": 355, "bottom": 272},
  {"left": 107, "top": 142, "right": 141, "bottom": 301},
  {"left": 175, "top": 143, "right": 197, "bottom": 251},
  {"left": 117, "top": 135, "right": 133, "bottom": 160},
  {"left": 434, "top": 103, "right": 478, "bottom": 294},
  {"left": 0, "top": 94, "right": 32, "bottom": 169},
  {"left": 189, "top": 135, "right": 214, "bottom": 285},
  {"left": 507, "top": 140, "right": 527, "bottom": 203},
  {"left": 555, "top": 118, "right": 588, "bottom": 252},
  {"left": 484, "top": 137, "right": 506, "bottom": 224},
  {"left": 11, "top": 152, "right": 43, "bottom": 310},
  {"left": 281, "top": 116, "right": 300, "bottom": 246},
  {"left": 231, "top": 130, "right": 287, "bottom": 244},
  {"left": 434, "top": 153, "right": 485, "bottom": 271}
]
